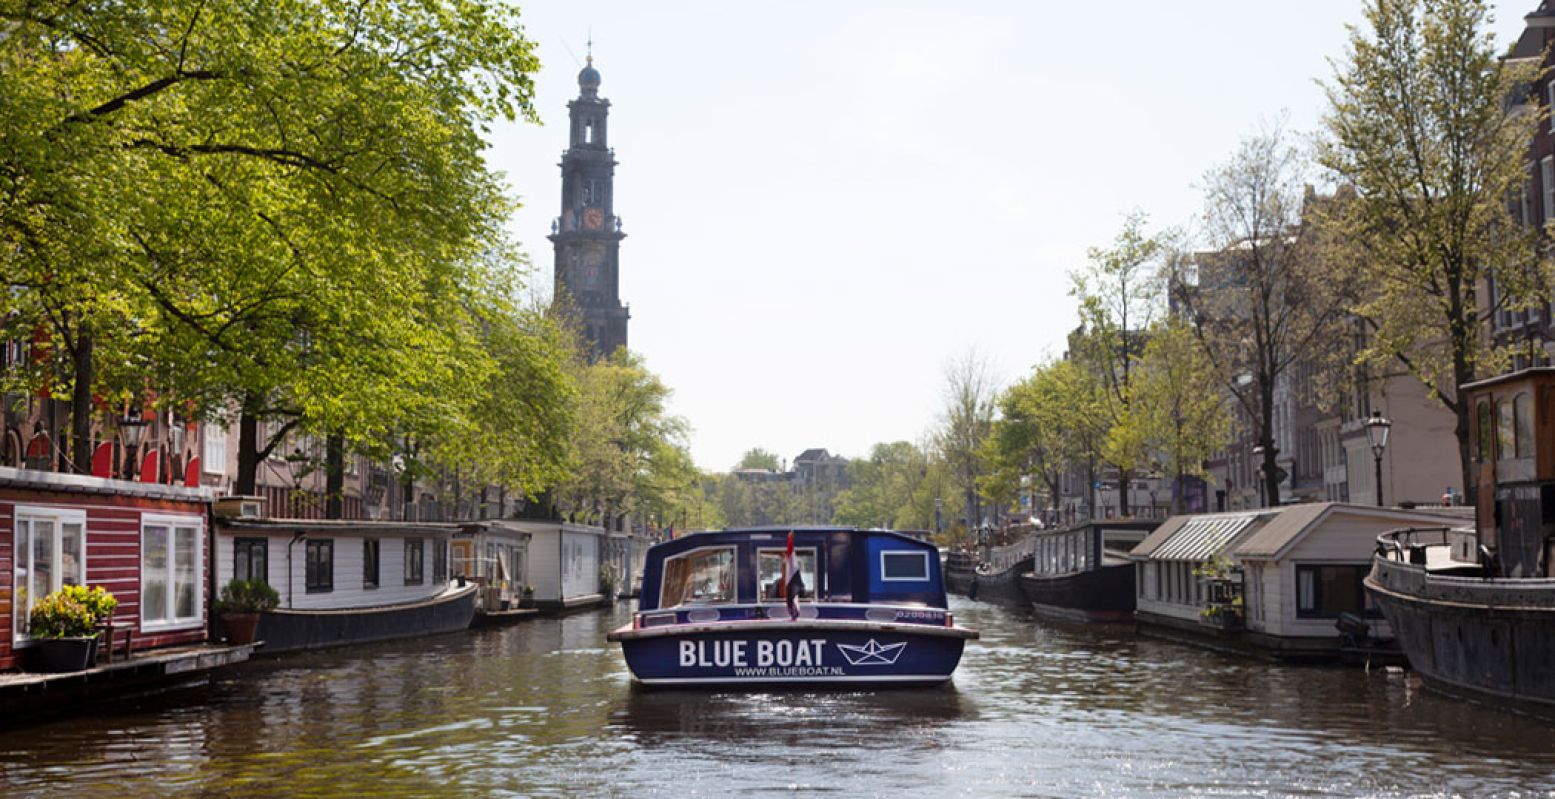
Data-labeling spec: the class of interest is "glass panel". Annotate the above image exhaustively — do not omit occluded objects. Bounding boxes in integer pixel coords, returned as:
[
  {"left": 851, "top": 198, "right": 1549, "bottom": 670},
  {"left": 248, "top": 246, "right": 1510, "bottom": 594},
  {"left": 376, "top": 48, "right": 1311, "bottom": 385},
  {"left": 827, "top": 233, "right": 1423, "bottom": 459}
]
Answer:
[
  {"left": 1497, "top": 399, "right": 1514, "bottom": 460},
  {"left": 660, "top": 547, "right": 736, "bottom": 607},
  {"left": 14, "top": 520, "right": 28, "bottom": 636},
  {"left": 33, "top": 520, "right": 54, "bottom": 603},
  {"left": 174, "top": 526, "right": 197, "bottom": 619},
  {"left": 143, "top": 525, "right": 169, "bottom": 623},
  {"left": 881, "top": 551, "right": 929, "bottom": 581},
  {"left": 1515, "top": 393, "right": 1534, "bottom": 459},
  {"left": 757, "top": 549, "right": 818, "bottom": 600},
  {"left": 61, "top": 522, "right": 83, "bottom": 587}
]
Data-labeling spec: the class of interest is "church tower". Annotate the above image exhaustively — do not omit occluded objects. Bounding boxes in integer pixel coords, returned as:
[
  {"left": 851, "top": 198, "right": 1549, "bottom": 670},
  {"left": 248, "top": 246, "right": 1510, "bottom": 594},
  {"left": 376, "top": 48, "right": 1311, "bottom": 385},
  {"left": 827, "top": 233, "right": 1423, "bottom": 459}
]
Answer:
[{"left": 550, "top": 52, "right": 629, "bottom": 360}]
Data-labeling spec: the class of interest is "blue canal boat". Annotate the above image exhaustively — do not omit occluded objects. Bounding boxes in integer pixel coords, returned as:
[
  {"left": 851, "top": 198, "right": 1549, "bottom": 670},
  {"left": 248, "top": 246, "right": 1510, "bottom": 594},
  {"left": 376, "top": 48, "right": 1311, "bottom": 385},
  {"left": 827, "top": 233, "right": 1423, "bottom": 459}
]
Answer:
[{"left": 606, "top": 527, "right": 978, "bottom": 686}]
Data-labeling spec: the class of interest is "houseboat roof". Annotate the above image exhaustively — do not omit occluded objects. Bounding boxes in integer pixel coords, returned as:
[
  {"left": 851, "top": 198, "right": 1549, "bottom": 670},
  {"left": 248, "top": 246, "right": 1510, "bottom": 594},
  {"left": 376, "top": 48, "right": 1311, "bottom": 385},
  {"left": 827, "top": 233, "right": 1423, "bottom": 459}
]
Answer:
[
  {"left": 0, "top": 466, "right": 213, "bottom": 503},
  {"left": 1131, "top": 510, "right": 1262, "bottom": 562},
  {"left": 1459, "top": 366, "right": 1555, "bottom": 392},
  {"left": 220, "top": 518, "right": 460, "bottom": 536},
  {"left": 1131, "top": 502, "right": 1472, "bottom": 563}
]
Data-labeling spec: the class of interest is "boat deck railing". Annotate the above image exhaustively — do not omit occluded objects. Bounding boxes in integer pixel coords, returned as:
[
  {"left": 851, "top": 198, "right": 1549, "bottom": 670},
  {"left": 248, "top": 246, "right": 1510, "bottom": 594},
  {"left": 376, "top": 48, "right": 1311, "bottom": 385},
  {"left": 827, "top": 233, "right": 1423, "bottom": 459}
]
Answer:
[
  {"left": 982, "top": 536, "right": 1036, "bottom": 573},
  {"left": 1374, "top": 525, "right": 1480, "bottom": 569}
]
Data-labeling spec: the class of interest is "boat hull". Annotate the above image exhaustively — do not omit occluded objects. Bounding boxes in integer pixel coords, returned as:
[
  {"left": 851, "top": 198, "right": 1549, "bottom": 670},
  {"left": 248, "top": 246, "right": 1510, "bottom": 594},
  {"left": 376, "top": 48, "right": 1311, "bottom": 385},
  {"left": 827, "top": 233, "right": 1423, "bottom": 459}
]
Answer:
[
  {"left": 1367, "top": 558, "right": 1555, "bottom": 715},
  {"left": 1019, "top": 563, "right": 1136, "bottom": 623},
  {"left": 609, "top": 620, "right": 975, "bottom": 687},
  {"left": 255, "top": 584, "right": 478, "bottom": 653}
]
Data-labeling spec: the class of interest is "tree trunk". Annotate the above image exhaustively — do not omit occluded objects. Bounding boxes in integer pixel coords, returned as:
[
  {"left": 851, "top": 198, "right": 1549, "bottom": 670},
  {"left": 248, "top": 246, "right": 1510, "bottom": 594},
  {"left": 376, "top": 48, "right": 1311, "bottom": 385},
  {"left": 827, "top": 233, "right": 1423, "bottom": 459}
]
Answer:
[
  {"left": 68, "top": 329, "right": 94, "bottom": 474},
  {"left": 235, "top": 394, "right": 260, "bottom": 495},
  {"left": 325, "top": 431, "right": 345, "bottom": 519},
  {"left": 1118, "top": 467, "right": 1132, "bottom": 518}
]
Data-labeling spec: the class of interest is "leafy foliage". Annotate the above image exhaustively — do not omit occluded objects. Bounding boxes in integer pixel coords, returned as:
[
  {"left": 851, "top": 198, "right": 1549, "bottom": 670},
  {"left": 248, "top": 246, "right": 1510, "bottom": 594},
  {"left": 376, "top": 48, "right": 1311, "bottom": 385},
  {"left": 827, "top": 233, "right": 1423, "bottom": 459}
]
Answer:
[
  {"left": 28, "top": 585, "right": 116, "bottom": 638},
  {"left": 215, "top": 579, "right": 280, "bottom": 614}
]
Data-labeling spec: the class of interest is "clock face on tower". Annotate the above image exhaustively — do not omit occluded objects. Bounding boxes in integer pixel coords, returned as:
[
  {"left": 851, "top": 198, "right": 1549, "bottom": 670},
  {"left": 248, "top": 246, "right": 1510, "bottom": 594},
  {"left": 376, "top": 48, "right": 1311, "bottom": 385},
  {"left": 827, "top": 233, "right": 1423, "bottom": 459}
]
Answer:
[{"left": 584, "top": 207, "right": 604, "bottom": 230}]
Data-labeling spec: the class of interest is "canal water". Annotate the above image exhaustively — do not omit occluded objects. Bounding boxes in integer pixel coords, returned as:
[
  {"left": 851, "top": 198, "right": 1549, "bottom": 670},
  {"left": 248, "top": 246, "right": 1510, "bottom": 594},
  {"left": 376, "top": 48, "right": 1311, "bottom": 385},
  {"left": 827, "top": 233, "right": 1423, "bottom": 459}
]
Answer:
[{"left": 2, "top": 598, "right": 1554, "bottom": 797}]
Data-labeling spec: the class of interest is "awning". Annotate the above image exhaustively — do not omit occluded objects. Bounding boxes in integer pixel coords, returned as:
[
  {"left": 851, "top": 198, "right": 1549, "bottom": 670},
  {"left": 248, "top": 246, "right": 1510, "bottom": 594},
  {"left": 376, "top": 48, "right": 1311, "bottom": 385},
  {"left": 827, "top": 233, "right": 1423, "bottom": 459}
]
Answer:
[{"left": 1151, "top": 514, "right": 1260, "bottom": 562}]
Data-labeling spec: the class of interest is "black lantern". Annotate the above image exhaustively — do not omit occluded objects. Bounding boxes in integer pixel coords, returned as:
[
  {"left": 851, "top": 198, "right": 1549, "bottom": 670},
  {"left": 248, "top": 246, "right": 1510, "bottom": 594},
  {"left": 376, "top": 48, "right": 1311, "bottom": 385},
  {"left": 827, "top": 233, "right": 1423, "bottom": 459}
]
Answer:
[
  {"left": 120, "top": 406, "right": 147, "bottom": 479},
  {"left": 1364, "top": 409, "right": 1392, "bottom": 507}
]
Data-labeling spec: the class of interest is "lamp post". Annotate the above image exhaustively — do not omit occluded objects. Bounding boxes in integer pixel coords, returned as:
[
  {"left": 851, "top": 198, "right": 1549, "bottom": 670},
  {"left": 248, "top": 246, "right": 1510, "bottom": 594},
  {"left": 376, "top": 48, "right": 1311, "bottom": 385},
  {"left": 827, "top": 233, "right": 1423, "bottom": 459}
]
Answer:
[
  {"left": 933, "top": 497, "right": 943, "bottom": 535},
  {"left": 1251, "top": 445, "right": 1266, "bottom": 508},
  {"left": 1364, "top": 409, "right": 1392, "bottom": 507},
  {"left": 120, "top": 407, "right": 147, "bottom": 480}
]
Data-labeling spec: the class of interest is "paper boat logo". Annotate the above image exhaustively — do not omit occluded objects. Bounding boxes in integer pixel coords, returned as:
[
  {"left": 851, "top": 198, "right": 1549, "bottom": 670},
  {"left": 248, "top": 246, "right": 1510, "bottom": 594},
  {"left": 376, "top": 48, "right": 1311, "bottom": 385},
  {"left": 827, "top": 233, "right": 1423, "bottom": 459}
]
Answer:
[{"left": 836, "top": 639, "right": 907, "bottom": 666}]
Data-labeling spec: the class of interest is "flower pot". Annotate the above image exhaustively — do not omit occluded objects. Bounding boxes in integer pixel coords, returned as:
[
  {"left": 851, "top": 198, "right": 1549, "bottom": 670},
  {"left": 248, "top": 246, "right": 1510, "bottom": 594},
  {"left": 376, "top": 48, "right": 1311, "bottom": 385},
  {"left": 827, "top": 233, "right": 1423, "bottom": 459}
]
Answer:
[
  {"left": 220, "top": 612, "right": 262, "bottom": 645},
  {"left": 29, "top": 636, "right": 96, "bottom": 673}
]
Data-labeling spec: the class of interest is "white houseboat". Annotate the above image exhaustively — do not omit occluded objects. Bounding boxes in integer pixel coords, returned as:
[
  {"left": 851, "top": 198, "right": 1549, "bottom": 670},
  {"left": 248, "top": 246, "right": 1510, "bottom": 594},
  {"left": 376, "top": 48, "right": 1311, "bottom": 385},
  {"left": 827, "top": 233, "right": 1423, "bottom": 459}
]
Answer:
[
  {"left": 214, "top": 509, "right": 475, "bottom": 652},
  {"left": 1130, "top": 502, "right": 1464, "bottom": 659}
]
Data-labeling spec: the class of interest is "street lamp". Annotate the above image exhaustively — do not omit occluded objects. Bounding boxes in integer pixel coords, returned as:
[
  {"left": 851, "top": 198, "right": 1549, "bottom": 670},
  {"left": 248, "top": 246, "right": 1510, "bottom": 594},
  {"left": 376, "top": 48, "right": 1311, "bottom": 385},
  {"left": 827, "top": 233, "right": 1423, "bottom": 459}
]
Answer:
[
  {"left": 1364, "top": 409, "right": 1392, "bottom": 507},
  {"left": 120, "top": 407, "right": 147, "bottom": 480},
  {"left": 1251, "top": 445, "right": 1267, "bottom": 508},
  {"left": 934, "top": 497, "right": 943, "bottom": 535}
]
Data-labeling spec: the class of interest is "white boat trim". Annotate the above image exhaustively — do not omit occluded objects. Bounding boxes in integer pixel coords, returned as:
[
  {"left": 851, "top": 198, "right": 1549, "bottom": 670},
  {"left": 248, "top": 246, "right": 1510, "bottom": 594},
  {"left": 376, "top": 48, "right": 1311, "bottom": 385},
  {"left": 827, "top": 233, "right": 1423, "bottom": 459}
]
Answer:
[
  {"left": 637, "top": 674, "right": 953, "bottom": 685},
  {"left": 607, "top": 618, "right": 979, "bottom": 642}
]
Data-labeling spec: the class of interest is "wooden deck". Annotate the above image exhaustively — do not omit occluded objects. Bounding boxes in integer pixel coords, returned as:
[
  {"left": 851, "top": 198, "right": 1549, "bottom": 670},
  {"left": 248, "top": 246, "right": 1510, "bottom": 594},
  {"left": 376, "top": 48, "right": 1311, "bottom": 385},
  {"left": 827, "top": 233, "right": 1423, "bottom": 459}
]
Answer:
[{"left": 0, "top": 643, "right": 254, "bottom": 722}]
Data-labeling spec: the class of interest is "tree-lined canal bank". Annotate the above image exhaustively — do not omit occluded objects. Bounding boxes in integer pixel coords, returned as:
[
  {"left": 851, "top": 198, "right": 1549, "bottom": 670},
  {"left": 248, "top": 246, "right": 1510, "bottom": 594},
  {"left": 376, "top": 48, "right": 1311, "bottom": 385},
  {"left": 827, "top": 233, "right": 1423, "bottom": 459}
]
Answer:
[{"left": 2, "top": 598, "right": 1552, "bottom": 797}]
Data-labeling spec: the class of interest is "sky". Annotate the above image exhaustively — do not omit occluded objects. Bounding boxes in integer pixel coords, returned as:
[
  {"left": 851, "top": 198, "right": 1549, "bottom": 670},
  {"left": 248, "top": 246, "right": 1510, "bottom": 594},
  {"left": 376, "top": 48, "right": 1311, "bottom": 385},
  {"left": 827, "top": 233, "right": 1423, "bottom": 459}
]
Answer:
[{"left": 486, "top": 1, "right": 1533, "bottom": 473}]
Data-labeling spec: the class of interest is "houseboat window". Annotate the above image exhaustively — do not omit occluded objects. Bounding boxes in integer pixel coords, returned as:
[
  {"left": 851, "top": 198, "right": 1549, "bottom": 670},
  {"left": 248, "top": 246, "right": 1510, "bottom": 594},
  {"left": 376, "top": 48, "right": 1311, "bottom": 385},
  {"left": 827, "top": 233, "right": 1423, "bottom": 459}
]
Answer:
[
  {"left": 306, "top": 539, "right": 334, "bottom": 593},
  {"left": 1296, "top": 564, "right": 1377, "bottom": 618},
  {"left": 759, "top": 548, "right": 819, "bottom": 599},
  {"left": 880, "top": 551, "right": 930, "bottom": 582},
  {"left": 12, "top": 508, "right": 86, "bottom": 638},
  {"left": 660, "top": 547, "right": 736, "bottom": 607},
  {"left": 1476, "top": 400, "right": 1493, "bottom": 461},
  {"left": 1515, "top": 392, "right": 1534, "bottom": 459},
  {"left": 405, "top": 538, "right": 425, "bottom": 585},
  {"left": 142, "top": 516, "right": 202, "bottom": 627},
  {"left": 1497, "top": 398, "right": 1514, "bottom": 460},
  {"left": 433, "top": 540, "right": 448, "bottom": 583},
  {"left": 363, "top": 539, "right": 380, "bottom": 589},
  {"left": 234, "top": 537, "right": 268, "bottom": 585}
]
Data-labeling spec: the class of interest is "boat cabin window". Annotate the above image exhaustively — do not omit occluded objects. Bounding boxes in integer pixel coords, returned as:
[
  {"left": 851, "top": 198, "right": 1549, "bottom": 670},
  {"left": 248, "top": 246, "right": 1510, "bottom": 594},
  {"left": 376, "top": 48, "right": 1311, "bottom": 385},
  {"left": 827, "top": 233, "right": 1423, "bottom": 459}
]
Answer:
[
  {"left": 660, "top": 546, "right": 736, "bottom": 607},
  {"left": 880, "top": 550, "right": 930, "bottom": 582},
  {"left": 757, "top": 548, "right": 817, "bottom": 602}
]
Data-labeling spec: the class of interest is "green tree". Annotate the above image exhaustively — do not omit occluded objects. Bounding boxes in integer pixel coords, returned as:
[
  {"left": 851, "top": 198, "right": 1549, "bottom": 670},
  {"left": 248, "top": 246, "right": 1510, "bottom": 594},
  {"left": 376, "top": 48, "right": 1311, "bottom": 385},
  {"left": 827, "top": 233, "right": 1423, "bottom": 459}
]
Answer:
[
  {"left": 553, "top": 350, "right": 691, "bottom": 528},
  {"left": 1, "top": 0, "right": 543, "bottom": 490},
  {"left": 1173, "top": 125, "right": 1355, "bottom": 507},
  {"left": 833, "top": 440, "right": 939, "bottom": 530},
  {"left": 1318, "top": 0, "right": 1546, "bottom": 495},
  {"left": 1070, "top": 213, "right": 1169, "bottom": 517},
  {"left": 936, "top": 352, "right": 997, "bottom": 530},
  {"left": 735, "top": 448, "right": 782, "bottom": 472},
  {"left": 1130, "top": 319, "right": 1231, "bottom": 513},
  {"left": 986, "top": 358, "right": 1106, "bottom": 523}
]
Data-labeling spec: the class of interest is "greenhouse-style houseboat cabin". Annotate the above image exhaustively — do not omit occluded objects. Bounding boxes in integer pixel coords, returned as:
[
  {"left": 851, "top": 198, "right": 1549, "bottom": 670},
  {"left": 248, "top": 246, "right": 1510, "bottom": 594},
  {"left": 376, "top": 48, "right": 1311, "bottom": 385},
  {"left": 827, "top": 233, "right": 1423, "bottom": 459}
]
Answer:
[{"left": 608, "top": 527, "right": 978, "bottom": 686}]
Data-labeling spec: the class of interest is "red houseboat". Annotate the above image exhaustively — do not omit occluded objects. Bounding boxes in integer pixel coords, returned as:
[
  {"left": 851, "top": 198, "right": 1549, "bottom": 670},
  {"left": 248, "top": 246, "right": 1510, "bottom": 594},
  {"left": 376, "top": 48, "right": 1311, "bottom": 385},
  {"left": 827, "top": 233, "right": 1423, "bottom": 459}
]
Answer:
[{"left": 1, "top": 466, "right": 213, "bottom": 670}]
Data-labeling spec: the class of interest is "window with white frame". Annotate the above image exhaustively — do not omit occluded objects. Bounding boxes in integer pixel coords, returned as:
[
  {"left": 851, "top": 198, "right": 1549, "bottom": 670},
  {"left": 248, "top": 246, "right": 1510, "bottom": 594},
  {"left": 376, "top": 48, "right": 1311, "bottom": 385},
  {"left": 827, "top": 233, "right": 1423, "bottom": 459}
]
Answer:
[
  {"left": 203, "top": 423, "right": 227, "bottom": 475},
  {"left": 142, "top": 515, "right": 203, "bottom": 628},
  {"left": 13, "top": 507, "right": 86, "bottom": 639},
  {"left": 1542, "top": 157, "right": 1554, "bottom": 224},
  {"left": 1547, "top": 81, "right": 1555, "bottom": 134}
]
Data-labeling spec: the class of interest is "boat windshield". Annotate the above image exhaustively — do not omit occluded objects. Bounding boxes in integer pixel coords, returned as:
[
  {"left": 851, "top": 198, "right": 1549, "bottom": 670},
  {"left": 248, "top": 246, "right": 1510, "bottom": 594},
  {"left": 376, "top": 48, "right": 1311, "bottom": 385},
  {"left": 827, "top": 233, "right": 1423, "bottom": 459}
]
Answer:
[
  {"left": 660, "top": 546, "right": 736, "bottom": 607},
  {"left": 756, "top": 548, "right": 817, "bottom": 603}
]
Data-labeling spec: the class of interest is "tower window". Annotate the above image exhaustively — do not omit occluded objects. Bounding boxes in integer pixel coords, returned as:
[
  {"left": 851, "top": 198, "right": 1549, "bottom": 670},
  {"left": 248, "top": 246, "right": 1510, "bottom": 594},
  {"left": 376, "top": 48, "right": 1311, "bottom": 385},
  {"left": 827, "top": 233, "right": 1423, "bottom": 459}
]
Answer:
[{"left": 585, "top": 120, "right": 594, "bottom": 144}]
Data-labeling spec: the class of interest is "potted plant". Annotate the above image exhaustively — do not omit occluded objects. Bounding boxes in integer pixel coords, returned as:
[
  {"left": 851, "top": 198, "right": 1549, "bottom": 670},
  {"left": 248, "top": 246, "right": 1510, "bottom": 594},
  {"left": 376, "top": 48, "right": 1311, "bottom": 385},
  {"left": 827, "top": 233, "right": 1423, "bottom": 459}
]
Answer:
[
  {"left": 214, "top": 579, "right": 279, "bottom": 645},
  {"left": 519, "top": 585, "right": 535, "bottom": 609},
  {"left": 599, "top": 565, "right": 618, "bottom": 600},
  {"left": 28, "top": 585, "right": 117, "bottom": 673}
]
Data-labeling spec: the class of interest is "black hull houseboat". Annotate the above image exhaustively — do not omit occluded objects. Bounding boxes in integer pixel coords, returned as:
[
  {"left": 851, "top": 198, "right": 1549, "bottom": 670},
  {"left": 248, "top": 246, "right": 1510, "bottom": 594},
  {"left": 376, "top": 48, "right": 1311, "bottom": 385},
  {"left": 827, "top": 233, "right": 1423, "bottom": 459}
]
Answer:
[
  {"left": 1366, "top": 367, "right": 1555, "bottom": 714},
  {"left": 1020, "top": 520, "right": 1158, "bottom": 622}
]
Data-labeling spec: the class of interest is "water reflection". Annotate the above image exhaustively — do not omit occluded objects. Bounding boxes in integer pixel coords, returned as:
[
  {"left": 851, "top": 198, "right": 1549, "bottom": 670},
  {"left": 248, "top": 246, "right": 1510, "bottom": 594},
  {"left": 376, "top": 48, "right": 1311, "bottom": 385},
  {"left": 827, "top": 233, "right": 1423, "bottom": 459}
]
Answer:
[{"left": 1, "top": 597, "right": 1554, "bottom": 797}]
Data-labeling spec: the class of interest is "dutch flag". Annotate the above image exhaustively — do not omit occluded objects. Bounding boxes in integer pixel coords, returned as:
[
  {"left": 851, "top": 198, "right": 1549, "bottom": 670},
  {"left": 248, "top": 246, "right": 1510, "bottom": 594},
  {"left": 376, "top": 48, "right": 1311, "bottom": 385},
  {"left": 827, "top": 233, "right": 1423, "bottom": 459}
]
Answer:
[{"left": 781, "top": 530, "right": 801, "bottom": 621}]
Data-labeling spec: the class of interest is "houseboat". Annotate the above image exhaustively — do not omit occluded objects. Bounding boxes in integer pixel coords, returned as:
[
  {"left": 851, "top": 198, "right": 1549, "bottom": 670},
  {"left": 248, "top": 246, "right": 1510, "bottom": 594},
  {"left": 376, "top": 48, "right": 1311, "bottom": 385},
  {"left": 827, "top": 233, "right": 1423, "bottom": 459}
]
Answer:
[
  {"left": 2, "top": 467, "right": 218, "bottom": 669},
  {"left": 214, "top": 510, "right": 476, "bottom": 652},
  {"left": 607, "top": 527, "right": 979, "bottom": 686},
  {"left": 1367, "top": 367, "right": 1555, "bottom": 713},
  {"left": 455, "top": 520, "right": 535, "bottom": 624},
  {"left": 1132, "top": 502, "right": 1461, "bottom": 659},
  {"left": 1020, "top": 519, "right": 1159, "bottom": 622},
  {"left": 496, "top": 519, "right": 610, "bottom": 611}
]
